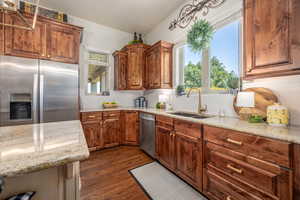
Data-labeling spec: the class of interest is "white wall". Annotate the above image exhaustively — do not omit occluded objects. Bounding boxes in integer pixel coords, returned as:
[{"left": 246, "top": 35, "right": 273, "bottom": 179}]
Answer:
[
  {"left": 145, "top": 0, "right": 300, "bottom": 126},
  {"left": 68, "top": 16, "right": 143, "bottom": 110}
]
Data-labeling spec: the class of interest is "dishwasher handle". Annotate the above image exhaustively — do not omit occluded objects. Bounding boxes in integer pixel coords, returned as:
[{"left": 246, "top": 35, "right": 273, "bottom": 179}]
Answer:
[{"left": 140, "top": 116, "right": 155, "bottom": 121}]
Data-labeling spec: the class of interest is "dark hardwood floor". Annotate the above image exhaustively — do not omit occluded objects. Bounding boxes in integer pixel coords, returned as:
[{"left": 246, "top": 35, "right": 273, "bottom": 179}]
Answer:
[{"left": 80, "top": 146, "right": 153, "bottom": 200}]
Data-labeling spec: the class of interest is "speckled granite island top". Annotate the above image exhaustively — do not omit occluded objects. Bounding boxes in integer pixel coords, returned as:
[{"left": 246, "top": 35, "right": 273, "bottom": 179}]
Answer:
[
  {"left": 0, "top": 120, "right": 90, "bottom": 177},
  {"left": 81, "top": 107, "right": 300, "bottom": 144}
]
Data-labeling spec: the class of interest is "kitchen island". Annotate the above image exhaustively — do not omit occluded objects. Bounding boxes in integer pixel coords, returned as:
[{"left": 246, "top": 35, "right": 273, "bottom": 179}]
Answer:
[{"left": 0, "top": 120, "right": 90, "bottom": 200}]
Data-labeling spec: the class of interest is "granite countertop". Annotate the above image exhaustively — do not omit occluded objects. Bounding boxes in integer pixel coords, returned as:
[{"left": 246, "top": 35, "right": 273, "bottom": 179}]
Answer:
[
  {"left": 81, "top": 107, "right": 300, "bottom": 144},
  {"left": 0, "top": 120, "right": 90, "bottom": 178}
]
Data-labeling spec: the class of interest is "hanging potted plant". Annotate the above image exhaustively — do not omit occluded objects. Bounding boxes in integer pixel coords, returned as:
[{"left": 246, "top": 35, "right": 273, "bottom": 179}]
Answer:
[{"left": 187, "top": 19, "right": 214, "bottom": 52}]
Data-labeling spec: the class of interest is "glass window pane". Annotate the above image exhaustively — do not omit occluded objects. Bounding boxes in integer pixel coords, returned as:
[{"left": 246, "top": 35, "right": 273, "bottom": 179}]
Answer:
[
  {"left": 179, "top": 45, "right": 202, "bottom": 89},
  {"left": 88, "top": 52, "right": 108, "bottom": 64},
  {"left": 87, "top": 64, "right": 107, "bottom": 95},
  {"left": 210, "top": 20, "right": 240, "bottom": 90}
]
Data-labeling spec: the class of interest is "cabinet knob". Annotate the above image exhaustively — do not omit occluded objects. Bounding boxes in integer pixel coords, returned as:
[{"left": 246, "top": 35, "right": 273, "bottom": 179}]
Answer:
[{"left": 47, "top": 55, "right": 51, "bottom": 58}]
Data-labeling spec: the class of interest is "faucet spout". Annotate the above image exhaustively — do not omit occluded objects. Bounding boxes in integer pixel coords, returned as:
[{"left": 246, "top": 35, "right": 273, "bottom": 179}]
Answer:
[{"left": 186, "top": 88, "right": 207, "bottom": 114}]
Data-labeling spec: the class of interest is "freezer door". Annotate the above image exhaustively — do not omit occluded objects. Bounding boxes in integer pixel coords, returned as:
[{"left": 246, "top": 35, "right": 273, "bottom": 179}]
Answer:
[
  {"left": 39, "top": 60, "right": 79, "bottom": 123},
  {"left": 0, "top": 56, "right": 39, "bottom": 126}
]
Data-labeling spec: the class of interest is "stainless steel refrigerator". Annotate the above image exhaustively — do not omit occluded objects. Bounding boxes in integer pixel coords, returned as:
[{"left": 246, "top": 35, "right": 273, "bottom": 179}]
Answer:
[{"left": 0, "top": 55, "right": 79, "bottom": 126}]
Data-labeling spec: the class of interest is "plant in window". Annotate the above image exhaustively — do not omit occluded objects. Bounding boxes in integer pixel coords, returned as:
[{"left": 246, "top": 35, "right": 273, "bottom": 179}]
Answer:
[{"left": 187, "top": 20, "right": 214, "bottom": 52}]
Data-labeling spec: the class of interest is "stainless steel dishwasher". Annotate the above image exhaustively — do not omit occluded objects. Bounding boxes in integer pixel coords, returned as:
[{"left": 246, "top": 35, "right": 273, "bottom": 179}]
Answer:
[{"left": 140, "top": 113, "right": 155, "bottom": 158}]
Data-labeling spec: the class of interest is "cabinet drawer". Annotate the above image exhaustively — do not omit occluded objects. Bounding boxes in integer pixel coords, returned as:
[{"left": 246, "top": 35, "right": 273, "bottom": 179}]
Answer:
[
  {"left": 156, "top": 115, "right": 174, "bottom": 126},
  {"left": 206, "top": 142, "right": 282, "bottom": 196},
  {"left": 103, "top": 111, "right": 121, "bottom": 119},
  {"left": 204, "top": 126, "right": 292, "bottom": 168},
  {"left": 174, "top": 120, "right": 202, "bottom": 139},
  {"left": 204, "top": 169, "right": 275, "bottom": 200},
  {"left": 81, "top": 112, "right": 102, "bottom": 122}
]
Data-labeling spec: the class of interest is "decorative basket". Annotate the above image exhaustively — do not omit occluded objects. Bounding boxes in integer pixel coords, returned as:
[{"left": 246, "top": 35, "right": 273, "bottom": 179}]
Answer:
[{"left": 102, "top": 104, "right": 119, "bottom": 109}]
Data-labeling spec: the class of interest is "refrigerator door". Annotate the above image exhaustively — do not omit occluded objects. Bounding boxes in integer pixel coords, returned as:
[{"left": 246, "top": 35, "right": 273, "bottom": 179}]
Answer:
[
  {"left": 0, "top": 56, "right": 39, "bottom": 126},
  {"left": 39, "top": 60, "right": 79, "bottom": 123}
]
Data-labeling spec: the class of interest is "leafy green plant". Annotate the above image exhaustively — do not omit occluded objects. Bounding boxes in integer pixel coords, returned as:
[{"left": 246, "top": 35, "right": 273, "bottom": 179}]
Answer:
[
  {"left": 128, "top": 40, "right": 140, "bottom": 45},
  {"left": 187, "top": 20, "right": 214, "bottom": 52}
]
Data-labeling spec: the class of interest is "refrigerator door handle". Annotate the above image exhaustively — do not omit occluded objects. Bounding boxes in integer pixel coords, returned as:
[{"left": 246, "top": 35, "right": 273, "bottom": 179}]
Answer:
[
  {"left": 33, "top": 74, "right": 39, "bottom": 124},
  {"left": 40, "top": 74, "right": 44, "bottom": 123}
]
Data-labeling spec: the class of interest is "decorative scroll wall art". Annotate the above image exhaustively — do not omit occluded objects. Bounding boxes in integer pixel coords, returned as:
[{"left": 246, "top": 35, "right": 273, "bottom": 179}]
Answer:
[{"left": 169, "top": 0, "right": 226, "bottom": 31}]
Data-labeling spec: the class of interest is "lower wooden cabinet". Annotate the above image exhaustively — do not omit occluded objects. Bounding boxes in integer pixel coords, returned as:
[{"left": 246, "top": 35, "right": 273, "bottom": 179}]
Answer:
[
  {"left": 81, "top": 111, "right": 139, "bottom": 151},
  {"left": 122, "top": 111, "right": 139, "bottom": 145},
  {"left": 175, "top": 132, "right": 202, "bottom": 190},
  {"left": 156, "top": 124, "right": 176, "bottom": 170},
  {"left": 103, "top": 117, "right": 120, "bottom": 148},
  {"left": 156, "top": 117, "right": 203, "bottom": 191},
  {"left": 203, "top": 126, "right": 293, "bottom": 200},
  {"left": 81, "top": 121, "right": 102, "bottom": 150}
]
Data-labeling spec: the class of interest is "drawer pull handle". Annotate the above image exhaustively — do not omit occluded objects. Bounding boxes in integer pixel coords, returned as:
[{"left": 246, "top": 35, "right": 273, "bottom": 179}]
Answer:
[
  {"left": 88, "top": 115, "right": 96, "bottom": 118},
  {"left": 226, "top": 196, "right": 233, "bottom": 200},
  {"left": 226, "top": 138, "right": 243, "bottom": 146},
  {"left": 227, "top": 164, "right": 243, "bottom": 174}
]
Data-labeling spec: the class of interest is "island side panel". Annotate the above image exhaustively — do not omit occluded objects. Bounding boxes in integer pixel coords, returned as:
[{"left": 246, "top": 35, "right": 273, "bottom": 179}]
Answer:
[{"left": 0, "top": 162, "right": 80, "bottom": 200}]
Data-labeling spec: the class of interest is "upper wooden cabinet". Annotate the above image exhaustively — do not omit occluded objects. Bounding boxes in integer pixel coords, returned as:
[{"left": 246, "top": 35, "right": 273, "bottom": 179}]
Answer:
[
  {"left": 47, "top": 22, "right": 81, "bottom": 64},
  {"left": 113, "top": 51, "right": 128, "bottom": 90},
  {"left": 244, "top": 0, "right": 300, "bottom": 79},
  {"left": 113, "top": 41, "right": 173, "bottom": 90},
  {"left": 4, "top": 13, "right": 47, "bottom": 59},
  {"left": 146, "top": 41, "right": 173, "bottom": 89},
  {"left": 2, "top": 12, "right": 82, "bottom": 64},
  {"left": 126, "top": 44, "right": 149, "bottom": 90}
]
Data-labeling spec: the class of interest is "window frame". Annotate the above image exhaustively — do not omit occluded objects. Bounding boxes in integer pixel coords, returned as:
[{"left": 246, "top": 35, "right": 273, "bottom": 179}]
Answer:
[
  {"left": 84, "top": 48, "right": 111, "bottom": 96},
  {"left": 174, "top": 11, "right": 243, "bottom": 94}
]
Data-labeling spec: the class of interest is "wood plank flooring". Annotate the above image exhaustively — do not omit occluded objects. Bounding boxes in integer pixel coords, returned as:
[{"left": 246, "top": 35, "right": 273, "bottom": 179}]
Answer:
[{"left": 80, "top": 146, "right": 153, "bottom": 200}]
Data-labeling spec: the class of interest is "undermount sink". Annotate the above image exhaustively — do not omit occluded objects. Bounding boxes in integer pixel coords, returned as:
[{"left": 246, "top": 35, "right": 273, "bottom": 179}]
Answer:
[{"left": 168, "top": 112, "right": 213, "bottom": 119}]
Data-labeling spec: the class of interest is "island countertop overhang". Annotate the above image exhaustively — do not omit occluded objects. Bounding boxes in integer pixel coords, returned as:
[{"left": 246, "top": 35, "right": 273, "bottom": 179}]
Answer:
[{"left": 0, "top": 120, "right": 90, "bottom": 178}]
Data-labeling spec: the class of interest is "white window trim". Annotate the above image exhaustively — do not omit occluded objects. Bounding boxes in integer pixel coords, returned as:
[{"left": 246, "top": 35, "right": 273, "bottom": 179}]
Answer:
[
  {"left": 84, "top": 47, "right": 111, "bottom": 96},
  {"left": 174, "top": 11, "right": 243, "bottom": 94}
]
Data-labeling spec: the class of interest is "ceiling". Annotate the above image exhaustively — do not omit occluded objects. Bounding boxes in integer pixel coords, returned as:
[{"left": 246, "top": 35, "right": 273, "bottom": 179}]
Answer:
[{"left": 40, "top": 0, "right": 185, "bottom": 34}]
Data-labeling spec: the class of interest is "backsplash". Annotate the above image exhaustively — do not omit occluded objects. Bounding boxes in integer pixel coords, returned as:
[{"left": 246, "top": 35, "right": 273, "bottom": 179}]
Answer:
[
  {"left": 244, "top": 75, "right": 300, "bottom": 126},
  {"left": 144, "top": 90, "right": 238, "bottom": 118}
]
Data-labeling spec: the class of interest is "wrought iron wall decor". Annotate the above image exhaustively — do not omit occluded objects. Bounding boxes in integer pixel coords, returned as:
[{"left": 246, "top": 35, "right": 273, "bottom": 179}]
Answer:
[{"left": 169, "top": 0, "right": 226, "bottom": 31}]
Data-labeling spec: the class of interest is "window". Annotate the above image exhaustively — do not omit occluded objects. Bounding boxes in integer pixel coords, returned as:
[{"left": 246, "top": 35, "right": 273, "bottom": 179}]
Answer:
[
  {"left": 178, "top": 45, "right": 202, "bottom": 89},
  {"left": 86, "top": 51, "right": 110, "bottom": 95},
  {"left": 176, "top": 14, "right": 242, "bottom": 93},
  {"left": 210, "top": 20, "right": 240, "bottom": 90}
]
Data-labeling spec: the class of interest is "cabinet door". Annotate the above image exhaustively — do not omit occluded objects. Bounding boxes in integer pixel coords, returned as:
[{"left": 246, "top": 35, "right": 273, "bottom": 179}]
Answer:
[
  {"left": 244, "top": 0, "right": 300, "bottom": 79},
  {"left": 82, "top": 122, "right": 102, "bottom": 150},
  {"left": 156, "top": 125, "right": 175, "bottom": 170},
  {"left": 123, "top": 111, "right": 139, "bottom": 145},
  {"left": 146, "top": 49, "right": 161, "bottom": 89},
  {"left": 176, "top": 133, "right": 202, "bottom": 190},
  {"left": 4, "top": 13, "right": 47, "bottom": 59},
  {"left": 114, "top": 52, "right": 127, "bottom": 90},
  {"left": 0, "top": 11, "right": 4, "bottom": 55},
  {"left": 145, "top": 50, "right": 154, "bottom": 89},
  {"left": 161, "top": 47, "right": 173, "bottom": 89},
  {"left": 127, "top": 47, "right": 144, "bottom": 89},
  {"left": 103, "top": 118, "right": 120, "bottom": 148},
  {"left": 47, "top": 23, "right": 81, "bottom": 64}
]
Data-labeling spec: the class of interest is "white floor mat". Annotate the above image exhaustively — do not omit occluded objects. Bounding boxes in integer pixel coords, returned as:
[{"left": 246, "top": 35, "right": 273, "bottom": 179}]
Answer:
[{"left": 130, "top": 162, "right": 208, "bottom": 200}]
